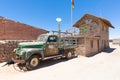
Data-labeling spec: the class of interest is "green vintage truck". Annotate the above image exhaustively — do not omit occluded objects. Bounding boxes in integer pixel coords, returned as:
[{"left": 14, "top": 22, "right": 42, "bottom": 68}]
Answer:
[{"left": 4, "top": 34, "right": 77, "bottom": 71}]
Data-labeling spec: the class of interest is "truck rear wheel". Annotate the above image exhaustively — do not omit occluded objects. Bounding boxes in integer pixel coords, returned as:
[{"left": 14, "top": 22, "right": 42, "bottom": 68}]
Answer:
[
  {"left": 66, "top": 51, "right": 72, "bottom": 59},
  {"left": 26, "top": 55, "right": 40, "bottom": 70}
]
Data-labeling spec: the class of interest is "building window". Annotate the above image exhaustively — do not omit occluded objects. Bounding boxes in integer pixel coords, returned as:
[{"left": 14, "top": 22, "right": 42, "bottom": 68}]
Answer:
[
  {"left": 102, "top": 26, "right": 104, "bottom": 31},
  {"left": 106, "top": 27, "right": 108, "bottom": 32},
  {"left": 90, "top": 40, "right": 93, "bottom": 48}
]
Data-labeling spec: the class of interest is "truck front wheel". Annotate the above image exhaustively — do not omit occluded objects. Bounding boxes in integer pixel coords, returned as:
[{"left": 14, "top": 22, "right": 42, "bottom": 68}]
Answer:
[{"left": 26, "top": 55, "right": 40, "bottom": 70}]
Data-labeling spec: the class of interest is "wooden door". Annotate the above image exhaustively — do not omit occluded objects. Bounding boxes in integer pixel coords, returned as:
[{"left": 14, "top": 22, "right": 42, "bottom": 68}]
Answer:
[{"left": 97, "top": 40, "right": 99, "bottom": 52}]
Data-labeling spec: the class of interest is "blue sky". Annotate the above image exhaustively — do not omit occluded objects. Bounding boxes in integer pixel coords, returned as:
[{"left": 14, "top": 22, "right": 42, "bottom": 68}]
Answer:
[{"left": 0, "top": 0, "right": 120, "bottom": 39}]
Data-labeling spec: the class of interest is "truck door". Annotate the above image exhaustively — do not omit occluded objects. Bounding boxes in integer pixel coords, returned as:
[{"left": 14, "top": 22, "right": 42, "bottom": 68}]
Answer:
[{"left": 45, "top": 36, "right": 58, "bottom": 56}]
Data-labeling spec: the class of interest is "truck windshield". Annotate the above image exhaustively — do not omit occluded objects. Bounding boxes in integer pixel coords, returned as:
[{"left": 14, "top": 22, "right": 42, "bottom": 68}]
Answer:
[{"left": 37, "top": 35, "right": 48, "bottom": 42}]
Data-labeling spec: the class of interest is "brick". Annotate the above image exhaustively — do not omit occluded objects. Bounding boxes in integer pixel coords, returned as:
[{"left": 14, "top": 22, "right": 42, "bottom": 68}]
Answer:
[{"left": 0, "top": 17, "right": 48, "bottom": 40}]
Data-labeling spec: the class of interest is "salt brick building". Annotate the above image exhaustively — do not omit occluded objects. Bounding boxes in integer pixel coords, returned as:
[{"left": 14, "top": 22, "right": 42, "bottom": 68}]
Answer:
[
  {"left": 112, "top": 38, "right": 120, "bottom": 45},
  {"left": 73, "top": 14, "right": 114, "bottom": 56},
  {"left": 0, "top": 16, "right": 48, "bottom": 40}
]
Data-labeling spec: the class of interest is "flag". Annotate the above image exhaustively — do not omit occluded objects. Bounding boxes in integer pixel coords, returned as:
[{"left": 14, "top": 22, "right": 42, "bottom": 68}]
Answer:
[{"left": 71, "top": 0, "right": 74, "bottom": 9}]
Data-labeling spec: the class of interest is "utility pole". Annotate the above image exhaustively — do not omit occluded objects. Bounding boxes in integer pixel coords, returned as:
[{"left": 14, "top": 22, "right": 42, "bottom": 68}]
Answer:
[{"left": 56, "top": 18, "right": 62, "bottom": 38}]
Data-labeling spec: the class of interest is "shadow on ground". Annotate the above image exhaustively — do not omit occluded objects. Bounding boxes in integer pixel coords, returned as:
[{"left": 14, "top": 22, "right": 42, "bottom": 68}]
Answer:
[
  {"left": 34, "top": 56, "right": 77, "bottom": 71},
  {"left": 87, "top": 48, "right": 116, "bottom": 57},
  {"left": 103, "top": 48, "right": 116, "bottom": 53}
]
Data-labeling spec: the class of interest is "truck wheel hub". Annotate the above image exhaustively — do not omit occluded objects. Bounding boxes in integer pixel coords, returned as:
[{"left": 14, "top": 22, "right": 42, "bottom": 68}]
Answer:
[
  {"left": 68, "top": 52, "right": 72, "bottom": 58},
  {"left": 30, "top": 58, "right": 39, "bottom": 67}
]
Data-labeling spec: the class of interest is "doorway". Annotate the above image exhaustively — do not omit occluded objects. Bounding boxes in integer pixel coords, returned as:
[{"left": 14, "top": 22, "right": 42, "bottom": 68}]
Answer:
[{"left": 97, "top": 40, "right": 99, "bottom": 52}]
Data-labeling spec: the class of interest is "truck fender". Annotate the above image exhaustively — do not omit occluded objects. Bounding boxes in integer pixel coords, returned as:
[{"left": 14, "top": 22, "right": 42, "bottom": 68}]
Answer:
[{"left": 26, "top": 52, "right": 44, "bottom": 61}]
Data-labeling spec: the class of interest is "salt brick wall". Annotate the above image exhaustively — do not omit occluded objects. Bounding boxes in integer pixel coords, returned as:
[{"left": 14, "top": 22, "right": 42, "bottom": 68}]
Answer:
[
  {"left": 0, "top": 40, "right": 34, "bottom": 62},
  {"left": 0, "top": 17, "right": 48, "bottom": 62},
  {"left": 0, "top": 17, "right": 48, "bottom": 40}
]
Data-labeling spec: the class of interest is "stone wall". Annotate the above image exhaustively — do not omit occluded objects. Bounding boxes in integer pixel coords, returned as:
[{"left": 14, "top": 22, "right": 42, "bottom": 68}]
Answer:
[
  {"left": 76, "top": 45, "right": 86, "bottom": 56},
  {"left": 0, "top": 40, "right": 34, "bottom": 62}
]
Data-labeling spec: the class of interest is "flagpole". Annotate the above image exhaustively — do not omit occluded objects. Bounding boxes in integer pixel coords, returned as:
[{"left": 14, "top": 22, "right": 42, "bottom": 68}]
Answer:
[
  {"left": 71, "top": 0, "right": 74, "bottom": 35},
  {"left": 71, "top": 5, "right": 75, "bottom": 36},
  {"left": 71, "top": 0, "right": 75, "bottom": 35},
  {"left": 71, "top": 3, "right": 73, "bottom": 27}
]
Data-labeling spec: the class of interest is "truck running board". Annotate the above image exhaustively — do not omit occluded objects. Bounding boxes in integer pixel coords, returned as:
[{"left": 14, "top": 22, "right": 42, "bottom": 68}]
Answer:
[{"left": 43, "top": 54, "right": 63, "bottom": 60}]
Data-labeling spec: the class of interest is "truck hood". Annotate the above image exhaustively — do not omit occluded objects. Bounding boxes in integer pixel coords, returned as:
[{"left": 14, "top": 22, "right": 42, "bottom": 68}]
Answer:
[{"left": 19, "top": 42, "right": 45, "bottom": 48}]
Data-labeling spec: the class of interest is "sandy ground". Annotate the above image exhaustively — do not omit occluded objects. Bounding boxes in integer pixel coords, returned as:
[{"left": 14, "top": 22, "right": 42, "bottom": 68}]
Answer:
[{"left": 0, "top": 43, "right": 120, "bottom": 80}]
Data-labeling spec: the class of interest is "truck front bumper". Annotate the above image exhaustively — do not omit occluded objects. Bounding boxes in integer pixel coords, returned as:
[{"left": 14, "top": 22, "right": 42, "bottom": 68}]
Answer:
[{"left": 12, "top": 58, "right": 25, "bottom": 64}]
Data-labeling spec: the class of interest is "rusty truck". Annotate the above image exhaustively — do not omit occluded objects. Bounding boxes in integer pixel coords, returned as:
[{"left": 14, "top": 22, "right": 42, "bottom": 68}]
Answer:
[{"left": 3, "top": 33, "right": 77, "bottom": 71}]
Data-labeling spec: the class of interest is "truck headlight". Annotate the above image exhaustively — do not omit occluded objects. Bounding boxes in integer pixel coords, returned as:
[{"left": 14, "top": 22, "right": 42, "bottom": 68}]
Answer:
[
  {"left": 13, "top": 49, "right": 17, "bottom": 52},
  {"left": 20, "top": 51, "right": 26, "bottom": 56}
]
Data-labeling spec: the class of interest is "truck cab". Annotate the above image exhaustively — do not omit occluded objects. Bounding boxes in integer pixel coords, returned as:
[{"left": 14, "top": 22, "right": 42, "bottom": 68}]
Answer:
[{"left": 41, "top": 35, "right": 59, "bottom": 56}]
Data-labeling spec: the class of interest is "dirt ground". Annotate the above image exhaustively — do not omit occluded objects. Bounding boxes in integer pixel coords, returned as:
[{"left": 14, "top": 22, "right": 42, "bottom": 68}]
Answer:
[{"left": 0, "top": 43, "right": 120, "bottom": 80}]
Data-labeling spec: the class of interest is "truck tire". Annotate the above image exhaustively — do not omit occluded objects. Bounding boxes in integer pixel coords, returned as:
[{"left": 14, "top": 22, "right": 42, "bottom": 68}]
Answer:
[
  {"left": 66, "top": 51, "right": 72, "bottom": 59},
  {"left": 26, "top": 55, "right": 40, "bottom": 70}
]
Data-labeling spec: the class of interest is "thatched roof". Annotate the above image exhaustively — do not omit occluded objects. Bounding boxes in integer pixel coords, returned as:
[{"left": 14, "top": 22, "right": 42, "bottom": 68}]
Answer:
[{"left": 73, "top": 14, "right": 115, "bottom": 28}]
